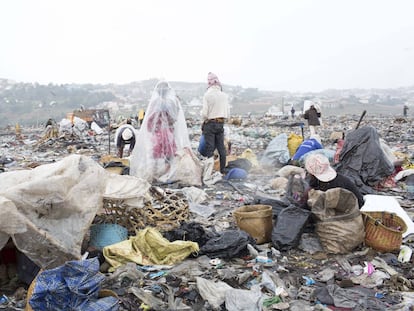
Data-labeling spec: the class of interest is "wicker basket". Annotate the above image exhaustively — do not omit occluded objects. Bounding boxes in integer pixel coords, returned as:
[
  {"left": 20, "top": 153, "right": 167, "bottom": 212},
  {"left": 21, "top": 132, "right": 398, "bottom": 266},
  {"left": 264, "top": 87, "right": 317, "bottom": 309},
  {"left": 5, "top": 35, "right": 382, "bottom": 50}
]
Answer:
[
  {"left": 362, "top": 211, "right": 407, "bottom": 252},
  {"left": 100, "top": 187, "right": 189, "bottom": 234}
]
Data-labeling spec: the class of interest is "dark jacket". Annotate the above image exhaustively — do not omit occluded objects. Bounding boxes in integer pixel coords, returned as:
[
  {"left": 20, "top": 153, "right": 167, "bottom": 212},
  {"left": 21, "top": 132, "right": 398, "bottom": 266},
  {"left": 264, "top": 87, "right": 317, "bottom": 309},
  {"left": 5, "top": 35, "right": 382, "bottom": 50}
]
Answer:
[
  {"left": 116, "top": 127, "right": 136, "bottom": 150},
  {"left": 304, "top": 107, "right": 321, "bottom": 126},
  {"left": 308, "top": 173, "right": 365, "bottom": 208}
]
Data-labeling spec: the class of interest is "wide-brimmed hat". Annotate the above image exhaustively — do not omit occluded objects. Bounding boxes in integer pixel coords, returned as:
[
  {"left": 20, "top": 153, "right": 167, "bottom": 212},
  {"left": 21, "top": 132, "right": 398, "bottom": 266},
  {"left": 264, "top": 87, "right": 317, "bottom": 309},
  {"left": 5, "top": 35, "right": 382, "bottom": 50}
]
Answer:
[
  {"left": 305, "top": 153, "right": 337, "bottom": 182},
  {"left": 121, "top": 128, "right": 133, "bottom": 141}
]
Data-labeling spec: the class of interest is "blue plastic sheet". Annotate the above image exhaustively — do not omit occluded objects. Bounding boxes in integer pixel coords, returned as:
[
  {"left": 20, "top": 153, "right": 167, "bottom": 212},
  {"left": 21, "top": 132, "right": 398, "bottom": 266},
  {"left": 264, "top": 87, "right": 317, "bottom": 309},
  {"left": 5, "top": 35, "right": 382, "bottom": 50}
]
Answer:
[{"left": 29, "top": 258, "right": 118, "bottom": 311}]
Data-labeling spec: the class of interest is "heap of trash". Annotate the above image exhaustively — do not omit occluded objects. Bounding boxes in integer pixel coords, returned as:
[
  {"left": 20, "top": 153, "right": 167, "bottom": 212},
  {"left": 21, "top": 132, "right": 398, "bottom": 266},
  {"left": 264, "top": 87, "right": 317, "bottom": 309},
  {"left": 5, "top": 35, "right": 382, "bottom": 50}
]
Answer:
[{"left": 0, "top": 113, "right": 414, "bottom": 311}]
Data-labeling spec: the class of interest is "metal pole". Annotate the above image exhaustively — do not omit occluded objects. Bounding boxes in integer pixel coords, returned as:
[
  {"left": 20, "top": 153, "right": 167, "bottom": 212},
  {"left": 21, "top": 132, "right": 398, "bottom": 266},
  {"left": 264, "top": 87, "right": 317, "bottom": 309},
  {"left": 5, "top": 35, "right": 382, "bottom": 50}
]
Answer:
[{"left": 355, "top": 110, "right": 367, "bottom": 130}]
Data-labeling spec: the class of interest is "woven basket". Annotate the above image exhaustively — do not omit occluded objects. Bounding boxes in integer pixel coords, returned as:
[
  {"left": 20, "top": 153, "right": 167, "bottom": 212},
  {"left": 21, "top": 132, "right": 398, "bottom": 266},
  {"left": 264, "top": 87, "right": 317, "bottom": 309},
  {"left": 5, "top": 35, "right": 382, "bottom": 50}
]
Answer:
[
  {"left": 362, "top": 211, "right": 407, "bottom": 252},
  {"left": 100, "top": 187, "right": 189, "bottom": 234}
]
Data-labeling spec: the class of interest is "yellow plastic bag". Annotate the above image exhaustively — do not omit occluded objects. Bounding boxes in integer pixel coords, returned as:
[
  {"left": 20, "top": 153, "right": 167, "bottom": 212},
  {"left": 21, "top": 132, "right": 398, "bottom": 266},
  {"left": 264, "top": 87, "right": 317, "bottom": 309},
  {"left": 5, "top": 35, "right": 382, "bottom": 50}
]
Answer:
[{"left": 288, "top": 133, "right": 303, "bottom": 157}]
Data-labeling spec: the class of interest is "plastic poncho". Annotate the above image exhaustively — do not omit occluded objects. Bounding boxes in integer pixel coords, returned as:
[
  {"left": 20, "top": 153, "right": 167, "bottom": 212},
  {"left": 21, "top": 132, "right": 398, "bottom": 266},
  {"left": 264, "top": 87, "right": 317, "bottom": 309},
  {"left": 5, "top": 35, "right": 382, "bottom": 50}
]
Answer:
[{"left": 130, "top": 80, "right": 191, "bottom": 182}]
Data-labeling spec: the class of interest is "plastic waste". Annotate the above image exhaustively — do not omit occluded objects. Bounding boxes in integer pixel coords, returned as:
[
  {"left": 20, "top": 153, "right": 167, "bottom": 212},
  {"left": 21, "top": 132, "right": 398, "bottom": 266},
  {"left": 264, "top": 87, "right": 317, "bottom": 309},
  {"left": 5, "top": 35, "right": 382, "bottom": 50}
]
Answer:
[
  {"left": 351, "top": 265, "right": 364, "bottom": 276},
  {"left": 210, "top": 258, "right": 222, "bottom": 266},
  {"left": 255, "top": 256, "right": 272, "bottom": 264},
  {"left": 398, "top": 245, "right": 412, "bottom": 263},
  {"left": 271, "top": 247, "right": 281, "bottom": 258},
  {"left": 247, "top": 244, "right": 259, "bottom": 258},
  {"left": 0, "top": 295, "right": 8, "bottom": 305},
  {"left": 216, "top": 191, "right": 223, "bottom": 200},
  {"left": 149, "top": 271, "right": 167, "bottom": 279},
  {"left": 224, "top": 168, "right": 248, "bottom": 180},
  {"left": 406, "top": 174, "right": 414, "bottom": 193},
  {"left": 302, "top": 276, "right": 315, "bottom": 285},
  {"left": 363, "top": 262, "right": 375, "bottom": 276}
]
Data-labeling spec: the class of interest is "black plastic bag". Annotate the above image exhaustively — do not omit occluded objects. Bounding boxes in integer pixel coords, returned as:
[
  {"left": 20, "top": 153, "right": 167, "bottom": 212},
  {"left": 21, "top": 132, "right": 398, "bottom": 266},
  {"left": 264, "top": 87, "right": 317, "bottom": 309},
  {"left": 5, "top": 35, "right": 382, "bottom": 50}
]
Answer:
[
  {"left": 163, "top": 221, "right": 214, "bottom": 248},
  {"left": 272, "top": 205, "right": 311, "bottom": 251},
  {"left": 253, "top": 195, "right": 289, "bottom": 220},
  {"left": 199, "top": 230, "right": 256, "bottom": 259}
]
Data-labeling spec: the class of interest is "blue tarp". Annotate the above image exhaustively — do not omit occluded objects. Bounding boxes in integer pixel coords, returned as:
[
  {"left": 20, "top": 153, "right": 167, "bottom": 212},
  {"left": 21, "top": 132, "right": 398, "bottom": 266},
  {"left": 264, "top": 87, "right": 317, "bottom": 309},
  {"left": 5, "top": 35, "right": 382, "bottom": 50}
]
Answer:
[{"left": 29, "top": 258, "right": 118, "bottom": 311}]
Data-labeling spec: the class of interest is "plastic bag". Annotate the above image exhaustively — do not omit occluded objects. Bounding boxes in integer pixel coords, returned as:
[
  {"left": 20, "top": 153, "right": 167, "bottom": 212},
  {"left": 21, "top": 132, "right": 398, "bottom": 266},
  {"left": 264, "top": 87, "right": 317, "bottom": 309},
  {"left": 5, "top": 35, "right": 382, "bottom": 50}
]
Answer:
[
  {"left": 271, "top": 205, "right": 311, "bottom": 251},
  {"left": 199, "top": 230, "right": 255, "bottom": 259}
]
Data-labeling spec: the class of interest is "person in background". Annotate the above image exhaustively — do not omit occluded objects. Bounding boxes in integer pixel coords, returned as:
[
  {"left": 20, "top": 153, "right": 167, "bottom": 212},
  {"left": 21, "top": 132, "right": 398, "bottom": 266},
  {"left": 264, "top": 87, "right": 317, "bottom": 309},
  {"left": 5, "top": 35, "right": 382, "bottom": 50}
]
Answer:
[
  {"left": 201, "top": 72, "right": 230, "bottom": 174},
  {"left": 115, "top": 119, "right": 136, "bottom": 158},
  {"left": 43, "top": 118, "right": 59, "bottom": 140},
  {"left": 291, "top": 106, "right": 296, "bottom": 119},
  {"left": 304, "top": 104, "right": 321, "bottom": 136},
  {"left": 304, "top": 153, "right": 364, "bottom": 208},
  {"left": 403, "top": 104, "right": 409, "bottom": 117}
]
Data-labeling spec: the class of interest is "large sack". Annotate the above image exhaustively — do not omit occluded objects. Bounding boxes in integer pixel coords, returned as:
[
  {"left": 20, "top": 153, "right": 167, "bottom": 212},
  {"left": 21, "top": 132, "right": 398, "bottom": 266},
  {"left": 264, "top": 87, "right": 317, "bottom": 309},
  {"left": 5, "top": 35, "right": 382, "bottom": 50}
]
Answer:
[
  {"left": 0, "top": 155, "right": 108, "bottom": 269},
  {"left": 260, "top": 133, "right": 290, "bottom": 168},
  {"left": 308, "top": 188, "right": 365, "bottom": 254}
]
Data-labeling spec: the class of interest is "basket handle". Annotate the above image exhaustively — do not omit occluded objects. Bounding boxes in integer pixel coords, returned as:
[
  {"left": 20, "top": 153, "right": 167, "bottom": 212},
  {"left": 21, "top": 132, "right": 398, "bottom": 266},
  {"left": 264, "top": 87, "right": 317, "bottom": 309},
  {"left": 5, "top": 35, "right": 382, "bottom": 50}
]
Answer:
[{"left": 374, "top": 219, "right": 382, "bottom": 226}]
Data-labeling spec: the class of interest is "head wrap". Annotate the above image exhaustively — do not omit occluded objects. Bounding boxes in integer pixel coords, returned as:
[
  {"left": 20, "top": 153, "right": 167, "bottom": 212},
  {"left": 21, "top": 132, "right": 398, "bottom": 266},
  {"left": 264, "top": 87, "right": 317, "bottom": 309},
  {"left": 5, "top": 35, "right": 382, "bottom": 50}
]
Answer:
[{"left": 207, "top": 72, "right": 222, "bottom": 89}]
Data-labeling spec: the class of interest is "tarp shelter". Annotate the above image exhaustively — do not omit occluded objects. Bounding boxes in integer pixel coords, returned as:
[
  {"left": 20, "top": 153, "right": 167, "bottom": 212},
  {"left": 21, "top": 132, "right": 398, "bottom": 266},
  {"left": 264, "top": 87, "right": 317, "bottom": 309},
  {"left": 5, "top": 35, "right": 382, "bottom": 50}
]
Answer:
[{"left": 334, "top": 126, "right": 395, "bottom": 195}]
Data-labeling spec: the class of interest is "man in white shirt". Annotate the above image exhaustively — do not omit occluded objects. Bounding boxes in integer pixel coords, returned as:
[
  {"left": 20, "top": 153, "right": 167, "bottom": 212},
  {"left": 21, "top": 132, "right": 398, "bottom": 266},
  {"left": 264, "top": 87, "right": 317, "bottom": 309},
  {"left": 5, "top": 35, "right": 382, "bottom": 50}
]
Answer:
[{"left": 201, "top": 72, "right": 230, "bottom": 174}]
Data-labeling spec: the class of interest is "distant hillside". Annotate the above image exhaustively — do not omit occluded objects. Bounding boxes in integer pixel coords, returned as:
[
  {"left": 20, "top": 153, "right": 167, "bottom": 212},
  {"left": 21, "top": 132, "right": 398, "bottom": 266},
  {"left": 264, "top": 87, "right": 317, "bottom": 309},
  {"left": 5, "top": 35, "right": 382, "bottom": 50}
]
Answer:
[{"left": 0, "top": 78, "right": 411, "bottom": 127}]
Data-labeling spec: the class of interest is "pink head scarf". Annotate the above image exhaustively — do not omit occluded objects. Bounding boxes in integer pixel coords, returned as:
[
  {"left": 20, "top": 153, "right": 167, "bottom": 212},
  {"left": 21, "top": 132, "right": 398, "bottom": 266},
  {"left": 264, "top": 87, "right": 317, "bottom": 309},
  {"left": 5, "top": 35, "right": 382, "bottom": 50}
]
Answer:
[{"left": 207, "top": 72, "right": 222, "bottom": 89}]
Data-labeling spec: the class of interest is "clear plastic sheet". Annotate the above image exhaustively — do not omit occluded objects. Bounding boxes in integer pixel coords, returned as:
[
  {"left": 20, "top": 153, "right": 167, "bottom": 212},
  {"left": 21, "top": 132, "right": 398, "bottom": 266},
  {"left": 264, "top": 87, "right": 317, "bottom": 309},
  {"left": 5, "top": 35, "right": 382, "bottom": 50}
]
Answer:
[{"left": 130, "top": 80, "right": 192, "bottom": 182}]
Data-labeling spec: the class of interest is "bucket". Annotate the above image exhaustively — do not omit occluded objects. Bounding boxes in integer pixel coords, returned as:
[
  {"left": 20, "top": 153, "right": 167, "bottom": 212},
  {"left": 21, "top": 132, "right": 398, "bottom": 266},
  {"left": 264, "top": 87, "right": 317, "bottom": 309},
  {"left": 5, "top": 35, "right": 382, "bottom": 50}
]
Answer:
[
  {"left": 89, "top": 224, "right": 128, "bottom": 250},
  {"left": 233, "top": 205, "right": 273, "bottom": 244}
]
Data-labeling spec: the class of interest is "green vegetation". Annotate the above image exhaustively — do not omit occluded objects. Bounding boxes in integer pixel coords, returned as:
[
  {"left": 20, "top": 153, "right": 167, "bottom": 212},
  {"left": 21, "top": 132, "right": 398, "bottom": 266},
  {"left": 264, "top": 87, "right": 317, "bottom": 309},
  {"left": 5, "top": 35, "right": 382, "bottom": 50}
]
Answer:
[{"left": 0, "top": 81, "right": 116, "bottom": 127}]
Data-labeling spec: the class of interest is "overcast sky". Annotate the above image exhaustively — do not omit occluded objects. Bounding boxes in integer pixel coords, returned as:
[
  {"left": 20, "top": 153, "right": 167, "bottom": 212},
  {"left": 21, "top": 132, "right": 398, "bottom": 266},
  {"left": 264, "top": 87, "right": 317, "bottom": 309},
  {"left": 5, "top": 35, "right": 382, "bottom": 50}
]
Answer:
[{"left": 1, "top": 0, "right": 413, "bottom": 92}]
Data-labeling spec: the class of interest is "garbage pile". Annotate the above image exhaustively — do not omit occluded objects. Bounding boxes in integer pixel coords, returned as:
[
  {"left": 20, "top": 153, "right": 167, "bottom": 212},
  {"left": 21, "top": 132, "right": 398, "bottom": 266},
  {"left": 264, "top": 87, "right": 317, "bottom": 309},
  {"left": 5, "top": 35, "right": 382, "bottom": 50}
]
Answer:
[{"left": 0, "top": 113, "right": 414, "bottom": 310}]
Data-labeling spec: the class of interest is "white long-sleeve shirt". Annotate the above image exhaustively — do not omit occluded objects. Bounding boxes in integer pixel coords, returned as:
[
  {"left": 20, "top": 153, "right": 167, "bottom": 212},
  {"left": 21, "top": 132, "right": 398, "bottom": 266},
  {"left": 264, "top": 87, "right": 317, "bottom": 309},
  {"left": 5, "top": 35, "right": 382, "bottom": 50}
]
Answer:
[{"left": 202, "top": 85, "right": 230, "bottom": 121}]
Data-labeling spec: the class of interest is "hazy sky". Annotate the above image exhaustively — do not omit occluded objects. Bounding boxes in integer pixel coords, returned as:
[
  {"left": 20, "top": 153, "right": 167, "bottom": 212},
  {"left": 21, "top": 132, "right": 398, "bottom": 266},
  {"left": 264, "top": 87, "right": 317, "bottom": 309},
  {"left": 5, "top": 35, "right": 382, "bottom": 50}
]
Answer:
[{"left": 1, "top": 0, "right": 414, "bottom": 92}]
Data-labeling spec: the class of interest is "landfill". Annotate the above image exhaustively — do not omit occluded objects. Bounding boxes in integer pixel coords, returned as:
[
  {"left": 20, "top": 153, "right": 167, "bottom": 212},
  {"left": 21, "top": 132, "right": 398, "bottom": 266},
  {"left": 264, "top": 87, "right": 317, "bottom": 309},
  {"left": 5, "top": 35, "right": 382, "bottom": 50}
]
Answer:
[{"left": 0, "top": 112, "right": 414, "bottom": 311}]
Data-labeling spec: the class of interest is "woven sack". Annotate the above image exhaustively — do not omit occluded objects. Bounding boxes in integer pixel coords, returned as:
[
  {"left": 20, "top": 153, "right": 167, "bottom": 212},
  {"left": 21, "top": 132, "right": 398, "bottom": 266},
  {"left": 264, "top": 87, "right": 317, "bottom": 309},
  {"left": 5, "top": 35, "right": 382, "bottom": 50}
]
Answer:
[{"left": 233, "top": 205, "right": 273, "bottom": 244}]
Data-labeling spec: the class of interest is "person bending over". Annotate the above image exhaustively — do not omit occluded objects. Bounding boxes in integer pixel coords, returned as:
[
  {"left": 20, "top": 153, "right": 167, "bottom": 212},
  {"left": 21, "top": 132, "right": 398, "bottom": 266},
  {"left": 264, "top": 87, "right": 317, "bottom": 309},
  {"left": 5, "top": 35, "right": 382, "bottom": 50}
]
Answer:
[{"left": 304, "top": 153, "right": 364, "bottom": 208}]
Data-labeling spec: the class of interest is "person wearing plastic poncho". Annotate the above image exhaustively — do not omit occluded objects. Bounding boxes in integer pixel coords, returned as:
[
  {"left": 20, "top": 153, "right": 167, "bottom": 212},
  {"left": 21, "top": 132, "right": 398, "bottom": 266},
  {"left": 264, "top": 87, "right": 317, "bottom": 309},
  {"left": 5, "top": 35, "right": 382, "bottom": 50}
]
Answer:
[{"left": 130, "top": 80, "right": 191, "bottom": 182}]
